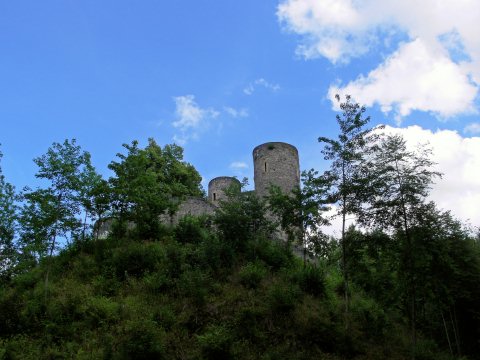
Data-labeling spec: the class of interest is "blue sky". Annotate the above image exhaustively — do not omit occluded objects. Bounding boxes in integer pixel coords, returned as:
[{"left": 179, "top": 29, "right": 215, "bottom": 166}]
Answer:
[{"left": 1, "top": 0, "right": 479, "bottom": 227}]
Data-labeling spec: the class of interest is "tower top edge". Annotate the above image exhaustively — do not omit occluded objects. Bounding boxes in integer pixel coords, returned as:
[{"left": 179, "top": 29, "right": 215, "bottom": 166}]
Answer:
[
  {"left": 252, "top": 142, "right": 298, "bottom": 155},
  {"left": 208, "top": 176, "right": 241, "bottom": 186}
]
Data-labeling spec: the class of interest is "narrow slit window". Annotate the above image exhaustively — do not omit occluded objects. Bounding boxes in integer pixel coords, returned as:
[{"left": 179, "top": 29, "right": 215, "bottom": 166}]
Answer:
[
  {"left": 264, "top": 162, "right": 267, "bottom": 172},
  {"left": 213, "top": 193, "right": 216, "bottom": 201}
]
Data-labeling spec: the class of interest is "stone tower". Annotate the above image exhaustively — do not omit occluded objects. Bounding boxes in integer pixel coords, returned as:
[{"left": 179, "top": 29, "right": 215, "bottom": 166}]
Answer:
[
  {"left": 208, "top": 176, "right": 241, "bottom": 206},
  {"left": 253, "top": 142, "right": 300, "bottom": 198}
]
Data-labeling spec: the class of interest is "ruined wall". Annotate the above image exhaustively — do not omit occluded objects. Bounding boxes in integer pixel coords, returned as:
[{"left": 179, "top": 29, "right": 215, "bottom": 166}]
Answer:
[
  {"left": 95, "top": 142, "right": 302, "bottom": 241},
  {"left": 164, "top": 196, "right": 216, "bottom": 225},
  {"left": 208, "top": 176, "right": 241, "bottom": 206}
]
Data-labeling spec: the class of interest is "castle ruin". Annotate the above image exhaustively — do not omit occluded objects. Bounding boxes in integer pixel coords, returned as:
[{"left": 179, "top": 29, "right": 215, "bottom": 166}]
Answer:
[{"left": 97, "top": 142, "right": 300, "bottom": 238}]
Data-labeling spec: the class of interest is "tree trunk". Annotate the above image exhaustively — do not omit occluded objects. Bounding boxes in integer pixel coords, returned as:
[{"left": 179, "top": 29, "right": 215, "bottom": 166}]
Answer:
[{"left": 441, "top": 310, "right": 453, "bottom": 356}]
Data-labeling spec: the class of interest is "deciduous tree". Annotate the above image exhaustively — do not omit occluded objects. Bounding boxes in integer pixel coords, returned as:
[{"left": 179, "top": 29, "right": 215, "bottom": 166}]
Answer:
[
  {"left": 108, "top": 139, "right": 203, "bottom": 239},
  {"left": 0, "top": 147, "right": 18, "bottom": 280},
  {"left": 318, "top": 94, "right": 381, "bottom": 326}
]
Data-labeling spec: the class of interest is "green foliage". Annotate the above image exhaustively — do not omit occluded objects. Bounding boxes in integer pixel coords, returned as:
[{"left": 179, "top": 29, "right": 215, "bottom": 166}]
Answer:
[
  {"left": 116, "top": 319, "right": 165, "bottom": 359},
  {"left": 248, "top": 237, "right": 293, "bottom": 270},
  {"left": 110, "top": 241, "right": 162, "bottom": 280},
  {"left": 174, "top": 215, "right": 211, "bottom": 244},
  {"left": 0, "top": 146, "right": 18, "bottom": 281},
  {"left": 267, "top": 169, "right": 331, "bottom": 258},
  {"left": 108, "top": 139, "right": 203, "bottom": 240},
  {"left": 267, "top": 281, "right": 299, "bottom": 315},
  {"left": 317, "top": 94, "right": 382, "bottom": 329},
  {"left": 214, "top": 181, "right": 275, "bottom": 251},
  {"left": 238, "top": 261, "right": 267, "bottom": 289},
  {"left": 292, "top": 264, "right": 326, "bottom": 297},
  {"left": 0, "top": 135, "right": 478, "bottom": 359},
  {"left": 18, "top": 139, "right": 100, "bottom": 266},
  {"left": 197, "top": 324, "right": 233, "bottom": 359}
]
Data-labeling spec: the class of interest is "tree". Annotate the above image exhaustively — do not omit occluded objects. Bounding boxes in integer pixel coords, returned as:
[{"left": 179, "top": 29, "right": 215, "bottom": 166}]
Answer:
[
  {"left": 108, "top": 139, "right": 203, "bottom": 239},
  {"left": 77, "top": 168, "right": 109, "bottom": 241},
  {"left": 0, "top": 146, "right": 18, "bottom": 280},
  {"left": 214, "top": 178, "right": 275, "bottom": 252},
  {"left": 19, "top": 139, "right": 98, "bottom": 300},
  {"left": 358, "top": 134, "right": 441, "bottom": 358},
  {"left": 318, "top": 94, "right": 381, "bottom": 326},
  {"left": 267, "top": 169, "right": 331, "bottom": 264}
]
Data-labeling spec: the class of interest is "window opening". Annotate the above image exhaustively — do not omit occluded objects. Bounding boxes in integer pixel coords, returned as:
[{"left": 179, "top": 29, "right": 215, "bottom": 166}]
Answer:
[
  {"left": 213, "top": 193, "right": 216, "bottom": 201},
  {"left": 264, "top": 162, "right": 267, "bottom": 172}
]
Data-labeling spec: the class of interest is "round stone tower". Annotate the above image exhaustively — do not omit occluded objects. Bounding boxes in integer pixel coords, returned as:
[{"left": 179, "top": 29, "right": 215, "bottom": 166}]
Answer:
[
  {"left": 253, "top": 142, "right": 300, "bottom": 198},
  {"left": 208, "top": 176, "right": 241, "bottom": 206}
]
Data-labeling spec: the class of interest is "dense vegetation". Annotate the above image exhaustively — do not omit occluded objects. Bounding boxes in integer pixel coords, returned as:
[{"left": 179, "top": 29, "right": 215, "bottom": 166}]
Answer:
[{"left": 1, "top": 96, "right": 479, "bottom": 359}]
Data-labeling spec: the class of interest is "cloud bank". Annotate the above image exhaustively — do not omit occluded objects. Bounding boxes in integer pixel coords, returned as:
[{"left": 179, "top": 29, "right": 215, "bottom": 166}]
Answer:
[
  {"left": 278, "top": 0, "right": 480, "bottom": 120},
  {"left": 383, "top": 125, "right": 480, "bottom": 227}
]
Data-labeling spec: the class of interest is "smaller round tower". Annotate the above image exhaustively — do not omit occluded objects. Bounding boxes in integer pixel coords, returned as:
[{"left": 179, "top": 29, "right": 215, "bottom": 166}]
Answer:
[
  {"left": 208, "top": 176, "right": 241, "bottom": 206},
  {"left": 253, "top": 142, "right": 300, "bottom": 198}
]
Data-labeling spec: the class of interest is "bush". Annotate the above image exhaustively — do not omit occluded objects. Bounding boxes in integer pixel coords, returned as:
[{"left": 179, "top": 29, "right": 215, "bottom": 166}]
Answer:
[
  {"left": 267, "top": 282, "right": 299, "bottom": 315},
  {"left": 197, "top": 324, "right": 233, "bottom": 360},
  {"left": 174, "top": 215, "right": 210, "bottom": 244},
  {"left": 252, "top": 238, "right": 293, "bottom": 270},
  {"left": 293, "top": 265, "right": 326, "bottom": 297},
  {"left": 238, "top": 262, "right": 267, "bottom": 289},
  {"left": 350, "top": 294, "right": 388, "bottom": 339},
  {"left": 234, "top": 306, "right": 265, "bottom": 343},
  {"left": 83, "top": 296, "right": 120, "bottom": 328},
  {"left": 177, "top": 269, "right": 210, "bottom": 307},
  {"left": 116, "top": 319, "right": 165, "bottom": 359},
  {"left": 199, "top": 236, "right": 235, "bottom": 277},
  {"left": 111, "top": 242, "right": 162, "bottom": 280}
]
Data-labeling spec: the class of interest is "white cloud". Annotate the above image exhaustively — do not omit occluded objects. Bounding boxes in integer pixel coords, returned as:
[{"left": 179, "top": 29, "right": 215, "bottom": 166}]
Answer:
[
  {"left": 382, "top": 125, "right": 480, "bottom": 227},
  {"left": 278, "top": 0, "right": 480, "bottom": 120},
  {"left": 171, "top": 95, "right": 219, "bottom": 144},
  {"left": 244, "top": 78, "right": 280, "bottom": 95},
  {"left": 172, "top": 95, "right": 219, "bottom": 131},
  {"left": 328, "top": 39, "right": 478, "bottom": 122},
  {"left": 229, "top": 161, "right": 248, "bottom": 170},
  {"left": 224, "top": 106, "right": 249, "bottom": 118},
  {"left": 464, "top": 122, "right": 480, "bottom": 135}
]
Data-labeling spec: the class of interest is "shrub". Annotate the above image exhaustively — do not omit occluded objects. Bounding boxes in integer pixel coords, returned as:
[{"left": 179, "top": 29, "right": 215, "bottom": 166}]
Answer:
[
  {"left": 252, "top": 238, "right": 293, "bottom": 270},
  {"left": 111, "top": 242, "right": 162, "bottom": 280},
  {"left": 117, "top": 319, "right": 165, "bottom": 359},
  {"left": 143, "top": 271, "right": 172, "bottom": 294},
  {"left": 234, "top": 306, "right": 265, "bottom": 343},
  {"left": 83, "top": 296, "right": 120, "bottom": 328},
  {"left": 199, "top": 236, "right": 235, "bottom": 277},
  {"left": 350, "top": 295, "right": 388, "bottom": 339},
  {"left": 293, "top": 265, "right": 326, "bottom": 297},
  {"left": 174, "top": 215, "right": 210, "bottom": 244},
  {"left": 238, "top": 262, "right": 267, "bottom": 289},
  {"left": 197, "top": 324, "right": 233, "bottom": 360},
  {"left": 177, "top": 269, "right": 210, "bottom": 307},
  {"left": 267, "top": 282, "right": 299, "bottom": 315}
]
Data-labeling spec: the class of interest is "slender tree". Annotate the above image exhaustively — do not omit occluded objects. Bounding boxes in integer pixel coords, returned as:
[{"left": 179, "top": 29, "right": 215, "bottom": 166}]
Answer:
[
  {"left": 318, "top": 94, "right": 381, "bottom": 327},
  {"left": 0, "top": 147, "right": 18, "bottom": 280},
  {"left": 358, "top": 134, "right": 441, "bottom": 358},
  {"left": 267, "top": 169, "right": 331, "bottom": 264},
  {"left": 19, "top": 139, "right": 97, "bottom": 300}
]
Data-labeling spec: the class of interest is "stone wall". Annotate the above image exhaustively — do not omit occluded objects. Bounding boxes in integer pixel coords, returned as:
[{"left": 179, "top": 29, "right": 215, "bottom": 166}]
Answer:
[
  {"left": 208, "top": 176, "right": 241, "bottom": 206},
  {"left": 161, "top": 196, "right": 216, "bottom": 225},
  {"left": 253, "top": 142, "right": 300, "bottom": 198}
]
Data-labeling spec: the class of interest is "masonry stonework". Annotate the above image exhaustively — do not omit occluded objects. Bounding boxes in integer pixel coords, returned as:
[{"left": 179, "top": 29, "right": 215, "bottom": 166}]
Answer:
[
  {"left": 253, "top": 142, "right": 300, "bottom": 198},
  {"left": 208, "top": 176, "right": 241, "bottom": 206}
]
